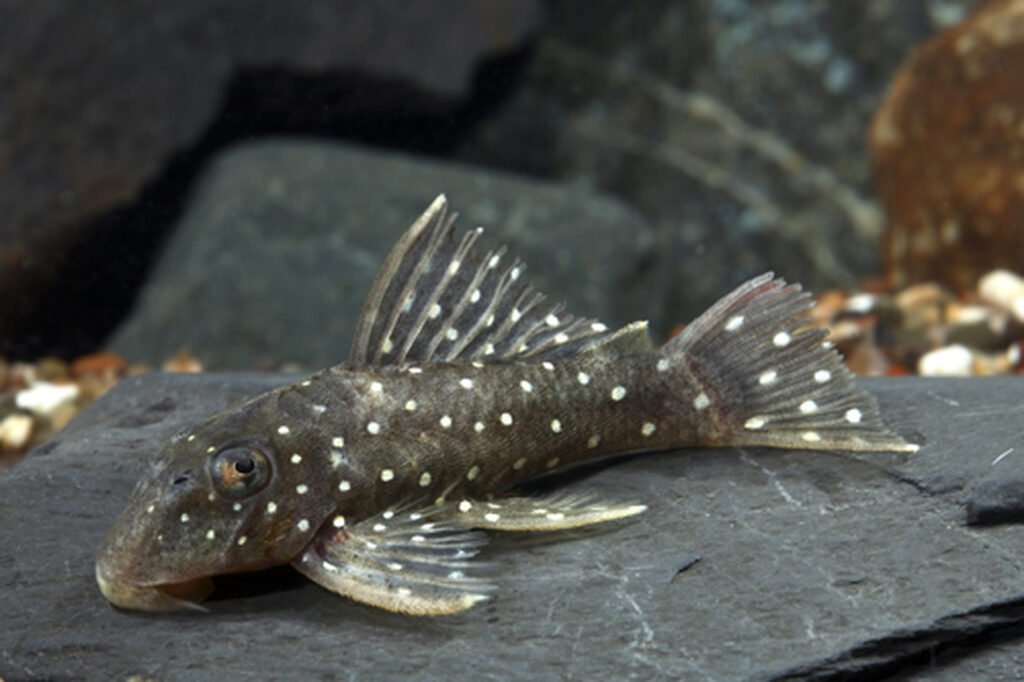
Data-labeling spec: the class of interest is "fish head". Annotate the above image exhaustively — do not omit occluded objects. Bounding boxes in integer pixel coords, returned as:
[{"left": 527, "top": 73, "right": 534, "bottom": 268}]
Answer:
[{"left": 96, "top": 392, "right": 337, "bottom": 611}]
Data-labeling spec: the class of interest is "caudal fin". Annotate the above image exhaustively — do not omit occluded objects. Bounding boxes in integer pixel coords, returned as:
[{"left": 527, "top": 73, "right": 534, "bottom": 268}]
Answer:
[{"left": 663, "top": 273, "right": 917, "bottom": 453}]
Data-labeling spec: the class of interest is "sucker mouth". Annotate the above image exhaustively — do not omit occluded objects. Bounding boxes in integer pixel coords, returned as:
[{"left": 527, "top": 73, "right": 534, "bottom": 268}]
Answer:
[{"left": 96, "top": 564, "right": 214, "bottom": 612}]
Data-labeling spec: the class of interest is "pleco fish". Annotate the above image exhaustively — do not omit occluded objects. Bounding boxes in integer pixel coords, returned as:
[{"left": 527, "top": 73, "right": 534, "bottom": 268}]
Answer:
[{"left": 96, "top": 195, "right": 917, "bottom": 616}]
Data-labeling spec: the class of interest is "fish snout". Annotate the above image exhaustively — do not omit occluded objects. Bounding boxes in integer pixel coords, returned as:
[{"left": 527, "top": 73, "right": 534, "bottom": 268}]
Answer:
[{"left": 95, "top": 558, "right": 213, "bottom": 612}]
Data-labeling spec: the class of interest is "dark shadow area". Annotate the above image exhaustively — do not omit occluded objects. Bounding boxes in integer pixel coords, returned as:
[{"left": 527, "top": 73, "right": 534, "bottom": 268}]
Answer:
[{"left": 8, "top": 44, "right": 533, "bottom": 361}]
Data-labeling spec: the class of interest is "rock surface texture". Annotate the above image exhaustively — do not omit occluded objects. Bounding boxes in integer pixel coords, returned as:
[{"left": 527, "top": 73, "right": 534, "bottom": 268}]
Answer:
[
  {"left": 3, "top": 374, "right": 1023, "bottom": 680},
  {"left": 0, "top": 0, "right": 540, "bottom": 358},
  {"left": 109, "top": 140, "right": 657, "bottom": 370},
  {"left": 871, "top": 0, "right": 1024, "bottom": 291}
]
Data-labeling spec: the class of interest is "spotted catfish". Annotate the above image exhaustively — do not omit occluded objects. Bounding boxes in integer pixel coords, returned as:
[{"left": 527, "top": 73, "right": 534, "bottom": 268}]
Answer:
[{"left": 96, "top": 195, "right": 917, "bottom": 616}]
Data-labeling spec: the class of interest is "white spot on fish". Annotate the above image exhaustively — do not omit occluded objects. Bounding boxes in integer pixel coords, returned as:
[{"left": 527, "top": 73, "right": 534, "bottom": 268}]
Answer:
[
  {"left": 387, "top": 562, "right": 404, "bottom": 571},
  {"left": 470, "top": 288, "right": 481, "bottom": 303},
  {"left": 373, "top": 523, "right": 387, "bottom": 533},
  {"left": 484, "top": 512, "right": 501, "bottom": 522},
  {"left": 322, "top": 560, "right": 338, "bottom": 573},
  {"left": 237, "top": 536, "right": 247, "bottom": 546},
  {"left": 802, "top": 431, "right": 822, "bottom": 443},
  {"left": 459, "top": 377, "right": 474, "bottom": 389},
  {"left": 474, "top": 421, "right": 485, "bottom": 433},
  {"left": 408, "top": 367, "right": 423, "bottom": 374},
  {"left": 180, "top": 513, "right": 189, "bottom": 523},
  {"left": 297, "top": 519, "right": 310, "bottom": 532},
  {"left": 429, "top": 303, "right": 442, "bottom": 319},
  {"left": 500, "top": 412, "right": 514, "bottom": 426},
  {"left": 412, "top": 534, "right": 426, "bottom": 543},
  {"left": 382, "top": 337, "right": 393, "bottom": 354},
  {"left": 591, "top": 322, "right": 607, "bottom": 332},
  {"left": 745, "top": 416, "right": 767, "bottom": 430},
  {"left": 397, "top": 587, "right": 412, "bottom": 597},
  {"left": 338, "top": 480, "right": 351, "bottom": 492},
  {"left": 513, "top": 457, "right": 527, "bottom": 470},
  {"left": 419, "top": 472, "right": 432, "bottom": 487},
  {"left": 405, "top": 399, "right": 417, "bottom": 412},
  {"left": 290, "top": 453, "right": 302, "bottom": 464},
  {"left": 402, "top": 293, "right": 415, "bottom": 313},
  {"left": 485, "top": 316, "right": 495, "bottom": 329},
  {"left": 577, "top": 372, "right": 590, "bottom": 385},
  {"left": 641, "top": 422, "right": 657, "bottom": 437},
  {"left": 799, "top": 400, "right": 818, "bottom": 414},
  {"left": 380, "top": 469, "right": 395, "bottom": 482},
  {"left": 588, "top": 435, "right": 601, "bottom": 449},
  {"left": 542, "top": 361, "right": 555, "bottom": 371},
  {"left": 467, "top": 465, "right": 480, "bottom": 481},
  {"left": 333, "top": 515, "right": 346, "bottom": 528},
  {"left": 448, "top": 261, "right": 461, "bottom": 275},
  {"left": 546, "top": 314, "right": 560, "bottom": 327},
  {"left": 546, "top": 512, "right": 566, "bottom": 521},
  {"left": 370, "top": 381, "right": 383, "bottom": 393},
  {"left": 554, "top": 332, "right": 570, "bottom": 344},
  {"left": 511, "top": 266, "right": 521, "bottom": 280},
  {"left": 611, "top": 386, "right": 627, "bottom": 401},
  {"left": 773, "top": 331, "right": 791, "bottom": 347},
  {"left": 205, "top": 529, "right": 215, "bottom": 540},
  {"left": 367, "top": 421, "right": 381, "bottom": 435},
  {"left": 206, "top": 446, "right": 216, "bottom": 453},
  {"left": 332, "top": 436, "right": 345, "bottom": 448},
  {"left": 657, "top": 358, "right": 670, "bottom": 372},
  {"left": 277, "top": 425, "right": 290, "bottom": 435},
  {"left": 693, "top": 392, "right": 710, "bottom": 410},
  {"left": 488, "top": 254, "right": 501, "bottom": 269},
  {"left": 232, "top": 502, "right": 242, "bottom": 512},
  {"left": 440, "top": 415, "right": 452, "bottom": 428},
  {"left": 759, "top": 370, "right": 778, "bottom": 385},
  {"left": 382, "top": 510, "right": 394, "bottom": 520},
  {"left": 459, "top": 500, "right": 473, "bottom": 512},
  {"left": 446, "top": 327, "right": 459, "bottom": 341},
  {"left": 312, "top": 404, "right": 327, "bottom": 415},
  {"left": 187, "top": 434, "right": 196, "bottom": 442},
  {"left": 146, "top": 504, "right": 155, "bottom": 514},
  {"left": 511, "top": 308, "right": 522, "bottom": 322},
  {"left": 814, "top": 369, "right": 832, "bottom": 383},
  {"left": 725, "top": 315, "right": 745, "bottom": 331},
  {"left": 296, "top": 484, "right": 309, "bottom": 495},
  {"left": 301, "top": 380, "right": 312, "bottom": 387},
  {"left": 550, "top": 419, "right": 562, "bottom": 433},
  {"left": 845, "top": 408, "right": 863, "bottom": 424},
  {"left": 484, "top": 342, "right": 496, "bottom": 355},
  {"left": 266, "top": 501, "right": 278, "bottom": 514}
]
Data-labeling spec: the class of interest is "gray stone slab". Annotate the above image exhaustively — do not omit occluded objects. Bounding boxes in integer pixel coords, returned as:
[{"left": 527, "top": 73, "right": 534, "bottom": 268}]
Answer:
[
  {"left": 108, "top": 140, "right": 657, "bottom": 370},
  {"left": 3, "top": 375, "right": 1024, "bottom": 680}
]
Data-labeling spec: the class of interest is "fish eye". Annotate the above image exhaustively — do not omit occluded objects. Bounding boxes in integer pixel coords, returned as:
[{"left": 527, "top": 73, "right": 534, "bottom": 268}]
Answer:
[{"left": 209, "top": 445, "right": 272, "bottom": 499}]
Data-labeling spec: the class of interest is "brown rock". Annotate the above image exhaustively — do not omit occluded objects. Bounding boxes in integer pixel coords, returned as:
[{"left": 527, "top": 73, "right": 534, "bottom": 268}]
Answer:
[{"left": 871, "top": 0, "right": 1024, "bottom": 292}]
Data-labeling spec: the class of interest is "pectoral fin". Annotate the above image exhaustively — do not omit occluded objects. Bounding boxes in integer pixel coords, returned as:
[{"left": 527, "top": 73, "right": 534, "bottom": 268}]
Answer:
[
  {"left": 450, "top": 493, "right": 647, "bottom": 532},
  {"left": 293, "top": 506, "right": 494, "bottom": 616}
]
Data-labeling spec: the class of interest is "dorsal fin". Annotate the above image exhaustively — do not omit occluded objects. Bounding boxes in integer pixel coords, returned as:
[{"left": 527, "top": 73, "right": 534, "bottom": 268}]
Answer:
[{"left": 348, "top": 195, "right": 628, "bottom": 367}]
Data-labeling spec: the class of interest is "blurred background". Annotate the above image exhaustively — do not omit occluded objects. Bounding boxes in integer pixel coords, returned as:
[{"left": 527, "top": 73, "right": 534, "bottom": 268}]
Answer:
[{"left": 6, "top": 0, "right": 1024, "bottom": 460}]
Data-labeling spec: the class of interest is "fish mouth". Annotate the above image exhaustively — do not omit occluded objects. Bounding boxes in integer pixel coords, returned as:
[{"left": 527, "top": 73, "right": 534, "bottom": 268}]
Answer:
[{"left": 96, "top": 563, "right": 215, "bottom": 612}]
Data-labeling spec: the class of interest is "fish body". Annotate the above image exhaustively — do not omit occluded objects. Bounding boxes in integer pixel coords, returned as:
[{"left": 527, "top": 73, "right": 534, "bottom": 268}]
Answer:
[{"left": 96, "top": 195, "right": 917, "bottom": 615}]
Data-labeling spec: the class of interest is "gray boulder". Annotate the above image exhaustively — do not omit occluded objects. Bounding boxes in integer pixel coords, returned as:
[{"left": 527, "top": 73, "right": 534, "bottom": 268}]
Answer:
[
  {"left": 109, "top": 140, "right": 657, "bottom": 369},
  {"left": 3, "top": 375, "right": 1024, "bottom": 679}
]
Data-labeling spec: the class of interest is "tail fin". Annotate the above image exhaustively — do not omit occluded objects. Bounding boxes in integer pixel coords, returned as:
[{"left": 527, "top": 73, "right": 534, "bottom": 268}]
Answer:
[{"left": 663, "top": 273, "right": 917, "bottom": 453}]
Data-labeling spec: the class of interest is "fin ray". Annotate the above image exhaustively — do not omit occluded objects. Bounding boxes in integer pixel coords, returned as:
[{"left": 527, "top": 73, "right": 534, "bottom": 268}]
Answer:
[
  {"left": 449, "top": 492, "right": 647, "bottom": 532},
  {"left": 294, "top": 504, "right": 494, "bottom": 616},
  {"left": 664, "top": 273, "right": 917, "bottom": 453},
  {"left": 348, "top": 195, "right": 619, "bottom": 366}
]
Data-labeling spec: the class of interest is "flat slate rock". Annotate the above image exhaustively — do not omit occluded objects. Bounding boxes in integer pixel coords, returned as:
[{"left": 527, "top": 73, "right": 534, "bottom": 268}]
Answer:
[{"left": 3, "top": 374, "right": 1024, "bottom": 681}]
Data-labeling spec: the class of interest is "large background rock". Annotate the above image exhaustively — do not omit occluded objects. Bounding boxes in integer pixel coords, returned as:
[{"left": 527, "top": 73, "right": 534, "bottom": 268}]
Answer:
[
  {"left": 108, "top": 140, "right": 657, "bottom": 370},
  {"left": 0, "top": 0, "right": 541, "bottom": 359},
  {"left": 3, "top": 374, "right": 1024, "bottom": 679}
]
